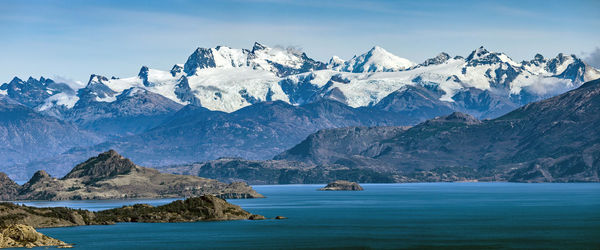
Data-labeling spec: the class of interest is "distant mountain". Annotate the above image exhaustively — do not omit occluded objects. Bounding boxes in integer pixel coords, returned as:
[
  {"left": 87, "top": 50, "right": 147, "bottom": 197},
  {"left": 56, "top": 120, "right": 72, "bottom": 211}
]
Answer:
[
  {"left": 331, "top": 46, "right": 415, "bottom": 73},
  {"left": 161, "top": 158, "right": 396, "bottom": 185},
  {"left": 16, "top": 99, "right": 428, "bottom": 179},
  {"left": 6, "top": 43, "right": 594, "bottom": 115},
  {"left": 0, "top": 96, "right": 101, "bottom": 179},
  {"left": 275, "top": 79, "right": 600, "bottom": 182},
  {"left": 183, "top": 42, "right": 327, "bottom": 77},
  {"left": 162, "top": 79, "right": 600, "bottom": 184},
  {"left": 0, "top": 76, "right": 75, "bottom": 108},
  {"left": 2, "top": 43, "right": 600, "bottom": 180}
]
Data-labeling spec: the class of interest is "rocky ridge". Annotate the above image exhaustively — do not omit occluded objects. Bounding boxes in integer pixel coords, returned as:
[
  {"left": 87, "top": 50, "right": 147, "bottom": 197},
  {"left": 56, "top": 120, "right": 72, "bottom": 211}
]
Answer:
[
  {"left": 0, "top": 195, "right": 264, "bottom": 229},
  {"left": 1, "top": 150, "right": 263, "bottom": 201}
]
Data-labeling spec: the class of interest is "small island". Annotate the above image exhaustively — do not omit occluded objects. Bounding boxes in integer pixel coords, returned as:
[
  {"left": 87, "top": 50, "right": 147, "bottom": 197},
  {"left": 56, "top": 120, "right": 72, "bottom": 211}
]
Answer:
[{"left": 318, "top": 180, "right": 364, "bottom": 191}]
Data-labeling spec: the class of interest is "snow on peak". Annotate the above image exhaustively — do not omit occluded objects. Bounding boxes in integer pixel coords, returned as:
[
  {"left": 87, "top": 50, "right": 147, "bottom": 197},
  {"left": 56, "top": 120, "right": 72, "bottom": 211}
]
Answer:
[
  {"left": 327, "top": 56, "right": 346, "bottom": 69},
  {"left": 19, "top": 44, "right": 597, "bottom": 116},
  {"left": 80, "top": 74, "right": 117, "bottom": 102},
  {"left": 341, "top": 46, "right": 415, "bottom": 73},
  {"left": 87, "top": 74, "right": 110, "bottom": 87},
  {"left": 251, "top": 42, "right": 268, "bottom": 52},
  {"left": 121, "top": 86, "right": 147, "bottom": 98},
  {"left": 418, "top": 52, "right": 451, "bottom": 67},
  {"left": 211, "top": 46, "right": 249, "bottom": 68},
  {"left": 247, "top": 44, "right": 306, "bottom": 72},
  {"left": 182, "top": 42, "right": 324, "bottom": 77},
  {"left": 170, "top": 64, "right": 184, "bottom": 77},
  {"left": 465, "top": 46, "right": 518, "bottom": 67}
]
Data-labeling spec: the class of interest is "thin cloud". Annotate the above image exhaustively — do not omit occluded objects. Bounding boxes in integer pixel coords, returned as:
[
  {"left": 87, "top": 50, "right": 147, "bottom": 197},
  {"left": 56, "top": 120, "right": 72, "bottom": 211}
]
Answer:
[{"left": 583, "top": 47, "right": 600, "bottom": 68}]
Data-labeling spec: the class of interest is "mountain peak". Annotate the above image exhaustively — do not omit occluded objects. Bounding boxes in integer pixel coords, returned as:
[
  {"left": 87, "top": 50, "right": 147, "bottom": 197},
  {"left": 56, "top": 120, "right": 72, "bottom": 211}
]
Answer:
[
  {"left": 138, "top": 66, "right": 149, "bottom": 78},
  {"left": 328, "top": 56, "right": 346, "bottom": 69},
  {"left": 370, "top": 45, "right": 385, "bottom": 52},
  {"left": 184, "top": 47, "right": 217, "bottom": 75},
  {"left": 342, "top": 46, "right": 415, "bottom": 73},
  {"left": 62, "top": 150, "right": 137, "bottom": 183},
  {"left": 9, "top": 76, "right": 23, "bottom": 85},
  {"left": 252, "top": 42, "right": 268, "bottom": 52},
  {"left": 464, "top": 46, "right": 517, "bottom": 67},
  {"left": 419, "top": 52, "right": 451, "bottom": 67},
  {"left": 138, "top": 66, "right": 151, "bottom": 86},
  {"left": 533, "top": 53, "right": 545, "bottom": 62},
  {"left": 466, "top": 46, "right": 490, "bottom": 61},
  {"left": 87, "top": 74, "right": 109, "bottom": 86},
  {"left": 23, "top": 170, "right": 52, "bottom": 187},
  {"left": 170, "top": 64, "right": 184, "bottom": 77}
]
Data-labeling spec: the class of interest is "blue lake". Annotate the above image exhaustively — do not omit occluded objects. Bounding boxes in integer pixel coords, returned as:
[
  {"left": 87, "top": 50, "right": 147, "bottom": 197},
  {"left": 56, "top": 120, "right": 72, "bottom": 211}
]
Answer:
[{"left": 27, "top": 183, "right": 600, "bottom": 249}]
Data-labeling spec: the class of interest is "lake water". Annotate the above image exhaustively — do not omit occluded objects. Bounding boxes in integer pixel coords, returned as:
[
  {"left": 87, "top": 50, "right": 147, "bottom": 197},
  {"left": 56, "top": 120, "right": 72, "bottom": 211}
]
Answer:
[{"left": 27, "top": 183, "right": 600, "bottom": 249}]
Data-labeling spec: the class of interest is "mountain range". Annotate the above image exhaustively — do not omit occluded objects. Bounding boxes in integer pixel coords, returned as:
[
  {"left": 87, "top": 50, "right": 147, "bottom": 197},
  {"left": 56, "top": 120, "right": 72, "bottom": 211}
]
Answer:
[
  {"left": 165, "top": 78, "right": 600, "bottom": 183},
  {"left": 1, "top": 42, "right": 599, "bottom": 180}
]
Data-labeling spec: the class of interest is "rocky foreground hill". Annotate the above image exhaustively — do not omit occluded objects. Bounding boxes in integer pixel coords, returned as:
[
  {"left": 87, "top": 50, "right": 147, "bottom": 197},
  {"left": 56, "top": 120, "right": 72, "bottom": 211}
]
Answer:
[
  {"left": 0, "top": 195, "right": 264, "bottom": 229},
  {"left": 0, "top": 150, "right": 263, "bottom": 201},
  {"left": 0, "top": 224, "right": 71, "bottom": 248},
  {"left": 163, "top": 79, "right": 600, "bottom": 183}
]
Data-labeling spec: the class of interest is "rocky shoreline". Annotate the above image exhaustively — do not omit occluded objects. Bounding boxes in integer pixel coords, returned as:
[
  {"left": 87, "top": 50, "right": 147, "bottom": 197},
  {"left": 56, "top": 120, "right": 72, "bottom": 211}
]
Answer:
[
  {"left": 0, "top": 195, "right": 265, "bottom": 229},
  {"left": 0, "top": 195, "right": 270, "bottom": 248}
]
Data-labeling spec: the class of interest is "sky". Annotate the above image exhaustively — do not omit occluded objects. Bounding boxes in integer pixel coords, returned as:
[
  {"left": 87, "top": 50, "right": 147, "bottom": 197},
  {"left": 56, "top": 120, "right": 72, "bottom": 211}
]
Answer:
[{"left": 1, "top": 0, "right": 599, "bottom": 85}]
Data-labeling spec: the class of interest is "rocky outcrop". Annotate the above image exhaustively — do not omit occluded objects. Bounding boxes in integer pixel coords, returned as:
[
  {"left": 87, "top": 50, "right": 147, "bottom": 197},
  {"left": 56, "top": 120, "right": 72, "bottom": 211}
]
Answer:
[
  {"left": 0, "top": 173, "right": 19, "bottom": 201},
  {"left": 95, "top": 195, "right": 259, "bottom": 223},
  {"left": 4, "top": 150, "right": 263, "bottom": 201},
  {"left": 0, "top": 224, "right": 71, "bottom": 249},
  {"left": 0, "top": 195, "right": 264, "bottom": 229},
  {"left": 319, "top": 180, "right": 364, "bottom": 191}
]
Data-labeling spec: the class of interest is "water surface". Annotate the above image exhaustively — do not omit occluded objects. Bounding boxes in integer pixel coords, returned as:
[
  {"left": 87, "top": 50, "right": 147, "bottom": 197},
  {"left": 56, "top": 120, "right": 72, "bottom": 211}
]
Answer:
[{"left": 33, "top": 183, "right": 600, "bottom": 249}]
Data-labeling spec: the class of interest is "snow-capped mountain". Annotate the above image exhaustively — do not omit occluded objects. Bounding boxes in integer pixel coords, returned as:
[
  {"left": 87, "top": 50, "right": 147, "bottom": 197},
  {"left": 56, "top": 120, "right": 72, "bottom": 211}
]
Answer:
[
  {"left": 332, "top": 46, "right": 416, "bottom": 73},
  {"left": 2, "top": 43, "right": 600, "bottom": 180},
  {"left": 3, "top": 43, "right": 599, "bottom": 117},
  {"left": 183, "top": 42, "right": 327, "bottom": 77},
  {"left": 0, "top": 76, "right": 75, "bottom": 108}
]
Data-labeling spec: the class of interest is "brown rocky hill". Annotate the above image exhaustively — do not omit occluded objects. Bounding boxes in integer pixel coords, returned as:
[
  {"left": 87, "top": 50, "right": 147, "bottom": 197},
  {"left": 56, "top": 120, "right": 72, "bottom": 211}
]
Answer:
[{"left": 1, "top": 150, "right": 263, "bottom": 201}]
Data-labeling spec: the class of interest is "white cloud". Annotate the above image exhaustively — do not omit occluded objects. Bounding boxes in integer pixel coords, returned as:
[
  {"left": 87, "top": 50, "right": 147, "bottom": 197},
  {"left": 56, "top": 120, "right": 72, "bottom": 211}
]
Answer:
[
  {"left": 583, "top": 47, "right": 600, "bottom": 68},
  {"left": 52, "top": 75, "right": 85, "bottom": 90}
]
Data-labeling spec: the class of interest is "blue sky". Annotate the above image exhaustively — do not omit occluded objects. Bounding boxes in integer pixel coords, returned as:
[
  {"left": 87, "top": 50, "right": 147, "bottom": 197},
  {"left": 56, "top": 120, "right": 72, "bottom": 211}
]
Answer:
[{"left": 1, "top": 0, "right": 599, "bottom": 84}]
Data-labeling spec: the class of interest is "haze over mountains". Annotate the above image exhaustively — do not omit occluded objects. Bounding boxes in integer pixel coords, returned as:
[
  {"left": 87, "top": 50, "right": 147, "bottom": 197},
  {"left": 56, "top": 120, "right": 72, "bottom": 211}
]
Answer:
[{"left": 1, "top": 42, "right": 599, "bottom": 180}]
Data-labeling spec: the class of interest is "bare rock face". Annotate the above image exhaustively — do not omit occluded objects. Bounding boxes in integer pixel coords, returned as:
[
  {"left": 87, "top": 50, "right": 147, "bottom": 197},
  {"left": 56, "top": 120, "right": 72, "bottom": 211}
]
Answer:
[
  {"left": 62, "top": 149, "right": 135, "bottom": 183},
  {"left": 0, "top": 224, "right": 71, "bottom": 248},
  {"left": 319, "top": 180, "right": 364, "bottom": 191},
  {"left": 0, "top": 173, "right": 19, "bottom": 200}
]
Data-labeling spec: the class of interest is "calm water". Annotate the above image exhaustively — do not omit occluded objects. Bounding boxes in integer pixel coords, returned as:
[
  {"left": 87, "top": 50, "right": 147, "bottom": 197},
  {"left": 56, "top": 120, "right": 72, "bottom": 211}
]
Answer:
[{"left": 28, "top": 183, "right": 600, "bottom": 249}]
